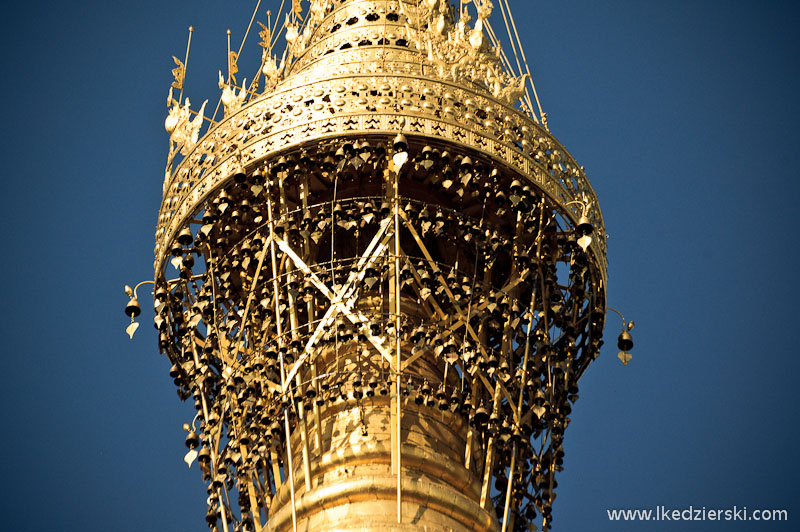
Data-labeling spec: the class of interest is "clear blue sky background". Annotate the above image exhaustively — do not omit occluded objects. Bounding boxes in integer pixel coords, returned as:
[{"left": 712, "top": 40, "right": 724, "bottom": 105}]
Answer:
[{"left": 0, "top": 1, "right": 798, "bottom": 531}]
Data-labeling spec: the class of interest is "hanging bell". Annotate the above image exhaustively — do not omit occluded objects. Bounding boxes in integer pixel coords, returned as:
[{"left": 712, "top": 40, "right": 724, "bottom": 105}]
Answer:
[
  {"left": 177, "top": 227, "right": 194, "bottom": 246},
  {"left": 185, "top": 431, "right": 200, "bottom": 449},
  {"left": 205, "top": 507, "right": 219, "bottom": 526},
  {"left": 473, "top": 404, "right": 489, "bottom": 425},
  {"left": 154, "top": 287, "right": 167, "bottom": 303},
  {"left": 414, "top": 386, "right": 424, "bottom": 405},
  {"left": 488, "top": 410, "right": 500, "bottom": 428},
  {"left": 356, "top": 141, "right": 371, "bottom": 155},
  {"left": 218, "top": 189, "right": 230, "bottom": 206},
  {"left": 393, "top": 133, "right": 408, "bottom": 152},
  {"left": 198, "top": 447, "right": 211, "bottom": 464},
  {"left": 435, "top": 384, "right": 447, "bottom": 401},
  {"left": 250, "top": 167, "right": 265, "bottom": 185},
  {"left": 170, "top": 240, "right": 184, "bottom": 257},
  {"left": 421, "top": 380, "right": 432, "bottom": 397},
  {"left": 158, "top": 332, "right": 170, "bottom": 350},
  {"left": 617, "top": 330, "right": 634, "bottom": 351},
  {"left": 233, "top": 166, "right": 246, "bottom": 183},
  {"left": 576, "top": 215, "right": 593, "bottom": 236},
  {"left": 525, "top": 506, "right": 537, "bottom": 520},
  {"left": 534, "top": 389, "right": 546, "bottom": 406},
  {"left": 449, "top": 389, "right": 461, "bottom": 407},
  {"left": 499, "top": 360, "right": 511, "bottom": 382},
  {"left": 125, "top": 298, "right": 141, "bottom": 317},
  {"left": 202, "top": 209, "right": 216, "bottom": 225},
  {"left": 269, "top": 422, "right": 282, "bottom": 437}
]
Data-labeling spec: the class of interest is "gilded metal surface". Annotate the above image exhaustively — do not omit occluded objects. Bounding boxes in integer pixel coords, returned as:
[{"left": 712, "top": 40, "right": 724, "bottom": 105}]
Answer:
[
  {"left": 143, "top": 2, "right": 610, "bottom": 531},
  {"left": 156, "top": 73, "right": 606, "bottom": 278}
]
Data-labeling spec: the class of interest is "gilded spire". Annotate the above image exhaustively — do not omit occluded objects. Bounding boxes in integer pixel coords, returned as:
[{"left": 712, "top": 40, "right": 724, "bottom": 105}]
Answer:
[{"left": 128, "top": 3, "right": 624, "bottom": 532}]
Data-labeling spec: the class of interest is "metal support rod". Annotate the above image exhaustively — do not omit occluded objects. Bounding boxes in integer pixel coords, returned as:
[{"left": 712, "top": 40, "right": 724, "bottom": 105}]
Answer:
[
  {"left": 279, "top": 175, "right": 313, "bottom": 494},
  {"left": 178, "top": 26, "right": 193, "bottom": 105},
  {"left": 393, "top": 162, "right": 402, "bottom": 525},
  {"left": 226, "top": 29, "right": 232, "bottom": 83},
  {"left": 242, "top": 445, "right": 264, "bottom": 532},
  {"left": 385, "top": 156, "right": 401, "bottom": 519},
  {"left": 237, "top": 0, "right": 262, "bottom": 58},
  {"left": 252, "top": 468, "right": 270, "bottom": 513},
  {"left": 463, "top": 426, "right": 474, "bottom": 471},
  {"left": 283, "top": 408, "right": 298, "bottom": 532},
  {"left": 299, "top": 176, "right": 322, "bottom": 453},
  {"left": 189, "top": 343, "right": 231, "bottom": 532},
  {"left": 218, "top": 491, "right": 231, "bottom": 532},
  {"left": 396, "top": 361, "right": 402, "bottom": 524},
  {"left": 310, "top": 361, "right": 322, "bottom": 451},
  {"left": 464, "top": 373, "right": 479, "bottom": 471},
  {"left": 269, "top": 443, "right": 283, "bottom": 491},
  {"left": 267, "top": 196, "right": 297, "bottom": 532},
  {"left": 236, "top": 233, "right": 270, "bottom": 345},
  {"left": 500, "top": 442, "right": 518, "bottom": 532},
  {"left": 297, "top": 398, "right": 312, "bottom": 491},
  {"left": 479, "top": 385, "right": 502, "bottom": 509}
]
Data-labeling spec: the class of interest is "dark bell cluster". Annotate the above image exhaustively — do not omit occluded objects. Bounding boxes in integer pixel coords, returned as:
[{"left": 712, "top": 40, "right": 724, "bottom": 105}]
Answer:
[{"left": 129, "top": 136, "right": 608, "bottom": 532}]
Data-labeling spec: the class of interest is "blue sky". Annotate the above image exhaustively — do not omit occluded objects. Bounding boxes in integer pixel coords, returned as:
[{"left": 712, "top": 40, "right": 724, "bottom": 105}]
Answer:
[{"left": 0, "top": 1, "right": 798, "bottom": 531}]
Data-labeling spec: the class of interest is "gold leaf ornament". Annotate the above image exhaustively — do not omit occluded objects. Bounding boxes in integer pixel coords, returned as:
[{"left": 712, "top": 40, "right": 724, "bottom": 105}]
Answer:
[
  {"left": 285, "top": 24, "right": 298, "bottom": 43},
  {"left": 126, "top": 321, "right": 140, "bottom": 339},
  {"left": 577, "top": 234, "right": 592, "bottom": 251},
  {"left": 257, "top": 21, "right": 271, "bottom": 48},
  {"left": 184, "top": 449, "right": 198, "bottom": 467},
  {"left": 171, "top": 56, "right": 185, "bottom": 90},
  {"left": 229, "top": 51, "right": 239, "bottom": 77}
]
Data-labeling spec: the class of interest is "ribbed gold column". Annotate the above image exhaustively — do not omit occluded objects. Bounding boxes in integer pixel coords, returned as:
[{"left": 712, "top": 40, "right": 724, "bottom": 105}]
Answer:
[{"left": 268, "top": 389, "right": 498, "bottom": 531}]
